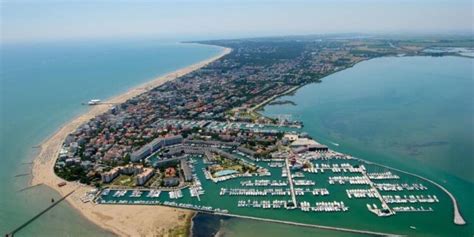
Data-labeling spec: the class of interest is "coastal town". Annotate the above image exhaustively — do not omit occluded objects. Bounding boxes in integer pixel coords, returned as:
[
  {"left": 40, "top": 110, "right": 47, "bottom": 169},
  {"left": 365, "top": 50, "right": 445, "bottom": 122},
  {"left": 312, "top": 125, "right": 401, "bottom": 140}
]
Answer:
[
  {"left": 3, "top": 0, "right": 473, "bottom": 235},
  {"left": 51, "top": 37, "right": 458, "bottom": 228},
  {"left": 55, "top": 36, "right": 448, "bottom": 184},
  {"left": 89, "top": 122, "right": 441, "bottom": 219}
]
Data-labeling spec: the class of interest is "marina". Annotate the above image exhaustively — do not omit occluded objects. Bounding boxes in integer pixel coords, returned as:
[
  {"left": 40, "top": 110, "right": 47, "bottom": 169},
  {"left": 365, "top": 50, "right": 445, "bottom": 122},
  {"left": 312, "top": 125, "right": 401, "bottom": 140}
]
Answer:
[
  {"left": 94, "top": 142, "right": 446, "bottom": 230},
  {"left": 81, "top": 105, "right": 465, "bottom": 235}
]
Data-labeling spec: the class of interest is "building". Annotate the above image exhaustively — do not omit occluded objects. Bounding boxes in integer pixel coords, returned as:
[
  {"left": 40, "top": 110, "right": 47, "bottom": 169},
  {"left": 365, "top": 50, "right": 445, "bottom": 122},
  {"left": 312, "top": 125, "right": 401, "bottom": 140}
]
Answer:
[
  {"left": 136, "top": 168, "right": 154, "bottom": 186},
  {"left": 237, "top": 146, "right": 256, "bottom": 157},
  {"left": 290, "top": 137, "right": 328, "bottom": 152},
  {"left": 183, "top": 139, "right": 239, "bottom": 148},
  {"left": 307, "top": 144, "right": 328, "bottom": 152},
  {"left": 181, "top": 159, "right": 193, "bottom": 182},
  {"left": 101, "top": 167, "right": 120, "bottom": 183},
  {"left": 130, "top": 146, "right": 153, "bottom": 162},
  {"left": 121, "top": 164, "right": 143, "bottom": 175},
  {"left": 162, "top": 135, "right": 184, "bottom": 146},
  {"left": 163, "top": 177, "right": 180, "bottom": 187},
  {"left": 131, "top": 135, "right": 184, "bottom": 161}
]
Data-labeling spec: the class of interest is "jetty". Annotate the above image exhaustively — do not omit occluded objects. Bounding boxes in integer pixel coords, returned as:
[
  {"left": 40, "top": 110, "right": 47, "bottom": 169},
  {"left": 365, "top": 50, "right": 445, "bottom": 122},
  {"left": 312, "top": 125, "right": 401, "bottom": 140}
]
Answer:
[
  {"left": 14, "top": 173, "right": 31, "bottom": 178},
  {"left": 145, "top": 199, "right": 401, "bottom": 236},
  {"left": 358, "top": 158, "right": 466, "bottom": 225},
  {"left": 212, "top": 212, "right": 402, "bottom": 237},
  {"left": 284, "top": 157, "right": 298, "bottom": 207},
  {"left": 17, "top": 183, "right": 43, "bottom": 193},
  {"left": 6, "top": 190, "right": 75, "bottom": 237}
]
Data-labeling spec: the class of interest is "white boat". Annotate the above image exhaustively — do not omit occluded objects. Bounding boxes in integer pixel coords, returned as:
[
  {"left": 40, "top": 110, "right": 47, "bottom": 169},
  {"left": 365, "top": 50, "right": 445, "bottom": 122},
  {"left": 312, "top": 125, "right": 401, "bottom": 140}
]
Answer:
[
  {"left": 88, "top": 99, "right": 101, "bottom": 105},
  {"left": 101, "top": 188, "right": 110, "bottom": 196}
]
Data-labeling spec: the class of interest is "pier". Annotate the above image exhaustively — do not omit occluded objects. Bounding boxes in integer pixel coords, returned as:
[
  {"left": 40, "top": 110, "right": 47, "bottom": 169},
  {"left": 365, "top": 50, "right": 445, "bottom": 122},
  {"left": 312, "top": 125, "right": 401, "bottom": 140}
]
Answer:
[
  {"left": 6, "top": 190, "right": 75, "bottom": 237},
  {"left": 358, "top": 158, "right": 466, "bottom": 225},
  {"left": 361, "top": 170, "right": 395, "bottom": 216},
  {"left": 212, "top": 212, "right": 402, "bottom": 237},
  {"left": 284, "top": 157, "right": 298, "bottom": 207}
]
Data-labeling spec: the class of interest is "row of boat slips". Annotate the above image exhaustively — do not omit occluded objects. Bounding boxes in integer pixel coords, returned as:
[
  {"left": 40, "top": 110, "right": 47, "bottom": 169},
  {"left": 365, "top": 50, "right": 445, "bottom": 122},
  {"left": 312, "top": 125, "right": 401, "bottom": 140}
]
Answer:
[
  {"left": 99, "top": 199, "right": 164, "bottom": 205},
  {"left": 237, "top": 200, "right": 348, "bottom": 212},
  {"left": 302, "top": 201, "right": 348, "bottom": 212},
  {"left": 297, "top": 150, "right": 352, "bottom": 161},
  {"left": 382, "top": 194, "right": 439, "bottom": 204},
  {"left": 189, "top": 186, "right": 205, "bottom": 198},
  {"left": 219, "top": 188, "right": 330, "bottom": 196},
  {"left": 268, "top": 162, "right": 284, "bottom": 168},
  {"left": 392, "top": 206, "right": 434, "bottom": 212},
  {"left": 163, "top": 201, "right": 229, "bottom": 214},
  {"left": 346, "top": 189, "right": 379, "bottom": 199},
  {"left": 240, "top": 179, "right": 288, "bottom": 187},
  {"left": 367, "top": 171, "right": 400, "bottom": 180},
  {"left": 281, "top": 170, "right": 305, "bottom": 178},
  {"left": 148, "top": 190, "right": 161, "bottom": 197},
  {"left": 328, "top": 176, "right": 371, "bottom": 185},
  {"left": 237, "top": 178, "right": 320, "bottom": 188},
  {"left": 374, "top": 183, "right": 428, "bottom": 191},
  {"left": 100, "top": 189, "right": 161, "bottom": 199},
  {"left": 304, "top": 163, "right": 365, "bottom": 173},
  {"left": 190, "top": 173, "right": 205, "bottom": 199},
  {"left": 293, "top": 180, "right": 315, "bottom": 186},
  {"left": 169, "top": 190, "right": 183, "bottom": 199}
]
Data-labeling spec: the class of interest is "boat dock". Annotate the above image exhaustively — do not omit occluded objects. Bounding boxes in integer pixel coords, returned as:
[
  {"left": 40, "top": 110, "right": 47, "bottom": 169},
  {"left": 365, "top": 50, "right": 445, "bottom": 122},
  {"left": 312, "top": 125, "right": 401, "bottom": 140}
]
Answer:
[
  {"left": 357, "top": 157, "right": 466, "bottom": 225},
  {"left": 284, "top": 157, "right": 298, "bottom": 208},
  {"left": 362, "top": 170, "right": 395, "bottom": 216}
]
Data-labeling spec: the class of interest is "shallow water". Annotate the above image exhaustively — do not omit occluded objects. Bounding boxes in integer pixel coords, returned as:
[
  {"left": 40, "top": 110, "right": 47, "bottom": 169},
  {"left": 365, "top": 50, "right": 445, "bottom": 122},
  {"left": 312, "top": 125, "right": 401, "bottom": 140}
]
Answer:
[{"left": 0, "top": 39, "right": 222, "bottom": 236}]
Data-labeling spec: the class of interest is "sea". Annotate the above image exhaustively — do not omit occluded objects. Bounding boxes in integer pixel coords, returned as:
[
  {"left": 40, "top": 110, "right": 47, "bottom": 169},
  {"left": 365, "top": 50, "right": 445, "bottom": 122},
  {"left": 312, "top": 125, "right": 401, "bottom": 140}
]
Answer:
[
  {"left": 0, "top": 38, "right": 223, "bottom": 236},
  {"left": 1, "top": 39, "right": 473, "bottom": 237}
]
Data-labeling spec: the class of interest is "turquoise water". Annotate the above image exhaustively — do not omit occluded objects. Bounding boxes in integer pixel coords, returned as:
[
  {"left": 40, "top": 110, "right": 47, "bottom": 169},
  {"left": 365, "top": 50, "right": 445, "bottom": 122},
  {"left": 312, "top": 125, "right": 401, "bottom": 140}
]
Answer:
[
  {"left": 101, "top": 152, "right": 460, "bottom": 236},
  {"left": 0, "top": 39, "right": 222, "bottom": 236},
  {"left": 2, "top": 42, "right": 472, "bottom": 237},
  {"left": 255, "top": 56, "right": 473, "bottom": 236}
]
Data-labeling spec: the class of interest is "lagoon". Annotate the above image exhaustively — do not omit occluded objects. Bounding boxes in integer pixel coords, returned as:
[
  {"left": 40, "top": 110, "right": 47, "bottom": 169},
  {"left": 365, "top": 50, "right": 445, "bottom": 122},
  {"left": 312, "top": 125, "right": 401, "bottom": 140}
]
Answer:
[{"left": 257, "top": 56, "right": 473, "bottom": 236}]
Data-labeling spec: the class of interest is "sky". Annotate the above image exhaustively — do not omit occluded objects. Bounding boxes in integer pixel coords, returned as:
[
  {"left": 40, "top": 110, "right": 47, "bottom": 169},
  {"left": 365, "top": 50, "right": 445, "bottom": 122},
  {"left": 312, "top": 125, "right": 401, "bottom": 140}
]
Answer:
[{"left": 1, "top": 0, "right": 473, "bottom": 43}]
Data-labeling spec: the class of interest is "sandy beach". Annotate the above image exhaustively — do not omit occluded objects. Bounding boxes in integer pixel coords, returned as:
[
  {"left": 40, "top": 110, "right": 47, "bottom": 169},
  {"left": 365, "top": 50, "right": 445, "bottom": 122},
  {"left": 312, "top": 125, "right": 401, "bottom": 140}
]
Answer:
[{"left": 31, "top": 45, "right": 232, "bottom": 237}]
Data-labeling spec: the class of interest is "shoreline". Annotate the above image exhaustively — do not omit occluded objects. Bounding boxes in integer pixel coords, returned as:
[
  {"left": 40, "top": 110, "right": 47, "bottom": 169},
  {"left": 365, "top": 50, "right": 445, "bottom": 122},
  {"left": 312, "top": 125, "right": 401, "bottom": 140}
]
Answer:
[
  {"left": 30, "top": 44, "right": 232, "bottom": 237},
  {"left": 27, "top": 45, "right": 468, "bottom": 237}
]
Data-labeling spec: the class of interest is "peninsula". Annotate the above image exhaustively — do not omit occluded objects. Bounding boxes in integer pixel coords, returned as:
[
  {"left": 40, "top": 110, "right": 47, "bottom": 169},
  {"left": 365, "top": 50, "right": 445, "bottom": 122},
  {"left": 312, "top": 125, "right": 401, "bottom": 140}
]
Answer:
[{"left": 30, "top": 36, "right": 471, "bottom": 236}]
